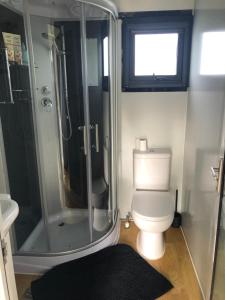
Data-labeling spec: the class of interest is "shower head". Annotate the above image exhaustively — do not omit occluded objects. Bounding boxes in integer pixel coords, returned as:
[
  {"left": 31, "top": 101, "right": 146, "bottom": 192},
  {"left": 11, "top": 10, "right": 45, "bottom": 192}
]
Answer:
[
  {"left": 42, "top": 24, "right": 60, "bottom": 40},
  {"left": 41, "top": 32, "right": 56, "bottom": 41},
  {"left": 41, "top": 28, "right": 66, "bottom": 56}
]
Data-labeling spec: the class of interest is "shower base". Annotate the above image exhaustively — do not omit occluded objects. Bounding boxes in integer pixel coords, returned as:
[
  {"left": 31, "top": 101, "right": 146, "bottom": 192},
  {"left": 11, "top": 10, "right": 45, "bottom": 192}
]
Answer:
[
  {"left": 19, "top": 208, "right": 110, "bottom": 253},
  {"left": 13, "top": 210, "right": 120, "bottom": 274}
]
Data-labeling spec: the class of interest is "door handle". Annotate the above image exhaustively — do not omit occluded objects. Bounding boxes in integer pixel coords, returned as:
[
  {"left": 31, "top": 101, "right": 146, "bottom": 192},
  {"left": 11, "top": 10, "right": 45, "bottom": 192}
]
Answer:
[
  {"left": 211, "top": 167, "right": 219, "bottom": 178},
  {"left": 211, "top": 157, "right": 224, "bottom": 193},
  {"left": 78, "top": 124, "right": 99, "bottom": 155},
  {"left": 95, "top": 124, "right": 99, "bottom": 153},
  {"left": 78, "top": 125, "right": 87, "bottom": 156}
]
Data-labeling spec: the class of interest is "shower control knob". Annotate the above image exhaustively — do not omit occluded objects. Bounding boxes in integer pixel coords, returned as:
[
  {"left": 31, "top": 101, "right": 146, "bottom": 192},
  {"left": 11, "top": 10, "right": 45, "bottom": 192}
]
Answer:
[
  {"left": 41, "top": 85, "right": 50, "bottom": 95},
  {"left": 41, "top": 97, "right": 53, "bottom": 111}
]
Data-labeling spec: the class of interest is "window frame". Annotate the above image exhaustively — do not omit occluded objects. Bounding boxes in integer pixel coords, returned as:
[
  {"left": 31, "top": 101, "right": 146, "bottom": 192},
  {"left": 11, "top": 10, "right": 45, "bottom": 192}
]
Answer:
[{"left": 121, "top": 10, "right": 193, "bottom": 92}]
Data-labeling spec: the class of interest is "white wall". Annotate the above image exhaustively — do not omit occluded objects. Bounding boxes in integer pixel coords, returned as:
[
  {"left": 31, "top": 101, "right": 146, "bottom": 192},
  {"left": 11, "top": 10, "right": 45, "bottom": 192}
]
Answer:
[
  {"left": 118, "top": 92, "right": 188, "bottom": 217},
  {"left": 114, "top": 0, "right": 194, "bottom": 218}
]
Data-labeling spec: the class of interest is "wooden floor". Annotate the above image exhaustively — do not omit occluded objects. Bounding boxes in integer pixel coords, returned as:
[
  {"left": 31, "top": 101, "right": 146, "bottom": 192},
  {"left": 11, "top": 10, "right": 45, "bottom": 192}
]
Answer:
[
  {"left": 15, "top": 221, "right": 202, "bottom": 300},
  {"left": 16, "top": 274, "right": 39, "bottom": 300}
]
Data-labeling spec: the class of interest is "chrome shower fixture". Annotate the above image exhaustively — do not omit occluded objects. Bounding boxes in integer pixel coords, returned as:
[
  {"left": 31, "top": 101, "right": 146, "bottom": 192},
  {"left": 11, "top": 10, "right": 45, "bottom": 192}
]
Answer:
[{"left": 41, "top": 31, "right": 62, "bottom": 55}]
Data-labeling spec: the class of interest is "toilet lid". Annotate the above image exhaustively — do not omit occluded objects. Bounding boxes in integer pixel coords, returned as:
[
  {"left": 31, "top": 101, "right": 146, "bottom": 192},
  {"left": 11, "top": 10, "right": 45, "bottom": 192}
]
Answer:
[{"left": 132, "top": 191, "right": 174, "bottom": 220}]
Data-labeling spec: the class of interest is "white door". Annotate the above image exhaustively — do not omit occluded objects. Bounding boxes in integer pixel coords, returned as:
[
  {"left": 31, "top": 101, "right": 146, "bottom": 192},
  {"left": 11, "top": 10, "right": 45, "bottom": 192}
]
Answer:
[{"left": 182, "top": 1, "right": 225, "bottom": 299}]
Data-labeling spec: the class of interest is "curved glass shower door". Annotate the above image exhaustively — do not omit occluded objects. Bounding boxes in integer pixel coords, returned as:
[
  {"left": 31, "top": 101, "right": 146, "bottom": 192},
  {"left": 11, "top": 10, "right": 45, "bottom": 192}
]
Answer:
[
  {"left": 26, "top": 7, "right": 92, "bottom": 253},
  {"left": 83, "top": 5, "right": 116, "bottom": 240},
  {"left": 7, "top": 0, "right": 118, "bottom": 255}
]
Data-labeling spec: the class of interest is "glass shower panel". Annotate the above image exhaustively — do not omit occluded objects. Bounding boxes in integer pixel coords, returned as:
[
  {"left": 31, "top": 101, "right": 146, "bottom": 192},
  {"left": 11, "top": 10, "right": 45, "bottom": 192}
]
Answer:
[
  {"left": 24, "top": 1, "right": 92, "bottom": 253},
  {"left": 4, "top": 0, "right": 117, "bottom": 257},
  {"left": 84, "top": 4, "right": 112, "bottom": 239},
  {"left": 0, "top": 3, "right": 42, "bottom": 251}
]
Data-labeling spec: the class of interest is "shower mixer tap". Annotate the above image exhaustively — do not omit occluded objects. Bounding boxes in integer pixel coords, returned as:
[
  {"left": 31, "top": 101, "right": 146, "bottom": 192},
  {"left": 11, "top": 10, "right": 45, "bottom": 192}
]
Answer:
[{"left": 41, "top": 97, "right": 53, "bottom": 112}]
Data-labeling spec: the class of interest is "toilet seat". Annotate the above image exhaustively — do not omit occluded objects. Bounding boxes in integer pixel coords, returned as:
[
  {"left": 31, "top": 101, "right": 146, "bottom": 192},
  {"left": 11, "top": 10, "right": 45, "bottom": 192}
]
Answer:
[{"left": 132, "top": 191, "right": 174, "bottom": 222}]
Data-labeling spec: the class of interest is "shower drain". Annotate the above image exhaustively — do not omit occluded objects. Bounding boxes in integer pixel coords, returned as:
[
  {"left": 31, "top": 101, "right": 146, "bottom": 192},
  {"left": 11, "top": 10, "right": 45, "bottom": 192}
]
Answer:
[{"left": 58, "top": 222, "right": 65, "bottom": 227}]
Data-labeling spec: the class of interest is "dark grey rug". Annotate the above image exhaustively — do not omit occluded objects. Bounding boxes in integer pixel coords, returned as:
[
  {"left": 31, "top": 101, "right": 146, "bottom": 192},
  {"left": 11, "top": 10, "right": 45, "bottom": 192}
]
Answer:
[{"left": 31, "top": 244, "right": 173, "bottom": 300}]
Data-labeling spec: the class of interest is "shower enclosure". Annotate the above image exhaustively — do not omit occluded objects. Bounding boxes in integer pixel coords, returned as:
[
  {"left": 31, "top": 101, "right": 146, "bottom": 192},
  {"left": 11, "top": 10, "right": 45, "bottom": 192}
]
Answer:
[{"left": 0, "top": 0, "right": 119, "bottom": 273}]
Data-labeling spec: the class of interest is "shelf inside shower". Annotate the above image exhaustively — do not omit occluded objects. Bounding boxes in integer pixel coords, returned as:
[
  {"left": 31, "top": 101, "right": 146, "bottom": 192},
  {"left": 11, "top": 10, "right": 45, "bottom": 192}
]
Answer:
[{"left": 18, "top": 208, "right": 111, "bottom": 254}]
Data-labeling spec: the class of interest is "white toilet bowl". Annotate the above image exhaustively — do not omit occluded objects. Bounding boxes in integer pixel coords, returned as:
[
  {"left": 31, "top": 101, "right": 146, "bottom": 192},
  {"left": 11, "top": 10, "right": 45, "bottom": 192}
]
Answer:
[{"left": 132, "top": 191, "right": 174, "bottom": 260}]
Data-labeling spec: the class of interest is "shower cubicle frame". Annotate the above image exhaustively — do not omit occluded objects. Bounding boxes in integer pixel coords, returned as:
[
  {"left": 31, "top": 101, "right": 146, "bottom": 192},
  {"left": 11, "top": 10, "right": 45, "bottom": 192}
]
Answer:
[{"left": 8, "top": 0, "right": 120, "bottom": 274}]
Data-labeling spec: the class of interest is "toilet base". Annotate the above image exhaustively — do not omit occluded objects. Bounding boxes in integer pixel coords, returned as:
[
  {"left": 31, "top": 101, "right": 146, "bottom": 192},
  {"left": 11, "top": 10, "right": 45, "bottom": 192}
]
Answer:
[{"left": 136, "top": 231, "right": 165, "bottom": 260}]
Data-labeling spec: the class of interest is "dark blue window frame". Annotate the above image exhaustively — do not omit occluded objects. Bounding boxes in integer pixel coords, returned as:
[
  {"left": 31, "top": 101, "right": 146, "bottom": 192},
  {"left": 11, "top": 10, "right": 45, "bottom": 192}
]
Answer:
[{"left": 120, "top": 10, "right": 193, "bottom": 92}]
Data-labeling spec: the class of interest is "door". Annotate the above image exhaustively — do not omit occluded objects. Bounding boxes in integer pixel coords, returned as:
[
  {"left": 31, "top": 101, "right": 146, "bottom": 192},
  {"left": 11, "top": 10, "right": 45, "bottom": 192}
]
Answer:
[
  {"left": 84, "top": 4, "right": 113, "bottom": 240},
  {"left": 182, "top": 1, "right": 225, "bottom": 298},
  {"left": 211, "top": 163, "right": 225, "bottom": 299}
]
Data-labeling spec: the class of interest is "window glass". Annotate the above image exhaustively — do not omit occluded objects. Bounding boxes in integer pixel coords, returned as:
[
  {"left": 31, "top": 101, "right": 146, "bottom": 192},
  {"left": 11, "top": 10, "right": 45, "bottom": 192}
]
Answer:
[
  {"left": 103, "top": 36, "right": 108, "bottom": 76},
  {"left": 135, "top": 33, "right": 178, "bottom": 76},
  {"left": 200, "top": 31, "right": 225, "bottom": 75}
]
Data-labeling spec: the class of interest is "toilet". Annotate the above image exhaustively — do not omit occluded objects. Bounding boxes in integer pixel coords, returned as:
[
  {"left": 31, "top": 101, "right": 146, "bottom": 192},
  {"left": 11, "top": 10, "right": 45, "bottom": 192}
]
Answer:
[{"left": 132, "top": 147, "right": 174, "bottom": 260}]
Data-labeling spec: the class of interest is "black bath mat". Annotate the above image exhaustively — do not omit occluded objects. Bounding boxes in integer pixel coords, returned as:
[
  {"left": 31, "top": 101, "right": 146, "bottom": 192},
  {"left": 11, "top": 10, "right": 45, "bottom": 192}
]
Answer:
[{"left": 31, "top": 244, "right": 173, "bottom": 300}]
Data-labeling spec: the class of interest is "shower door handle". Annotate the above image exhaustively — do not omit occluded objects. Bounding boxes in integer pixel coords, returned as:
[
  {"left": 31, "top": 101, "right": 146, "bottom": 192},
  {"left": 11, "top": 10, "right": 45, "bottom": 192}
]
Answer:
[
  {"left": 95, "top": 124, "right": 99, "bottom": 153},
  {"left": 78, "top": 125, "right": 87, "bottom": 156}
]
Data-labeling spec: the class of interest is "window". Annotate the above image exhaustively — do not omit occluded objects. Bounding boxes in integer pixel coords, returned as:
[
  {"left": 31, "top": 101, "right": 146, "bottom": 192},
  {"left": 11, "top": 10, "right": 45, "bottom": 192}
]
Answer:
[
  {"left": 102, "top": 35, "right": 109, "bottom": 90},
  {"left": 200, "top": 32, "right": 225, "bottom": 75},
  {"left": 103, "top": 36, "right": 109, "bottom": 76},
  {"left": 121, "top": 11, "right": 193, "bottom": 92},
  {"left": 135, "top": 33, "right": 178, "bottom": 76},
  {"left": 101, "top": 19, "right": 109, "bottom": 91}
]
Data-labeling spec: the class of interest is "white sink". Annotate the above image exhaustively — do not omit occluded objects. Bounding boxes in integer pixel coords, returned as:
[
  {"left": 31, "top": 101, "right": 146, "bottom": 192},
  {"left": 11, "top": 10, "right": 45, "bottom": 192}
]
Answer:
[{"left": 0, "top": 194, "right": 19, "bottom": 237}]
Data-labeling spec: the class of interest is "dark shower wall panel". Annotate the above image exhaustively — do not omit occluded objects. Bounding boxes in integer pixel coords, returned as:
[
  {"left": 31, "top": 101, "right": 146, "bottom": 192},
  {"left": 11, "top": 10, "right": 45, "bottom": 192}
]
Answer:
[
  {"left": 88, "top": 86, "right": 104, "bottom": 179},
  {"left": 1, "top": 105, "right": 29, "bottom": 204},
  {"left": 55, "top": 19, "right": 108, "bottom": 207},
  {"left": 10, "top": 65, "right": 31, "bottom": 101},
  {"left": 86, "top": 21, "right": 105, "bottom": 180},
  {"left": 0, "top": 100, "right": 42, "bottom": 248},
  {"left": 0, "top": 4, "right": 42, "bottom": 250},
  {"left": 62, "top": 21, "right": 88, "bottom": 203}
]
